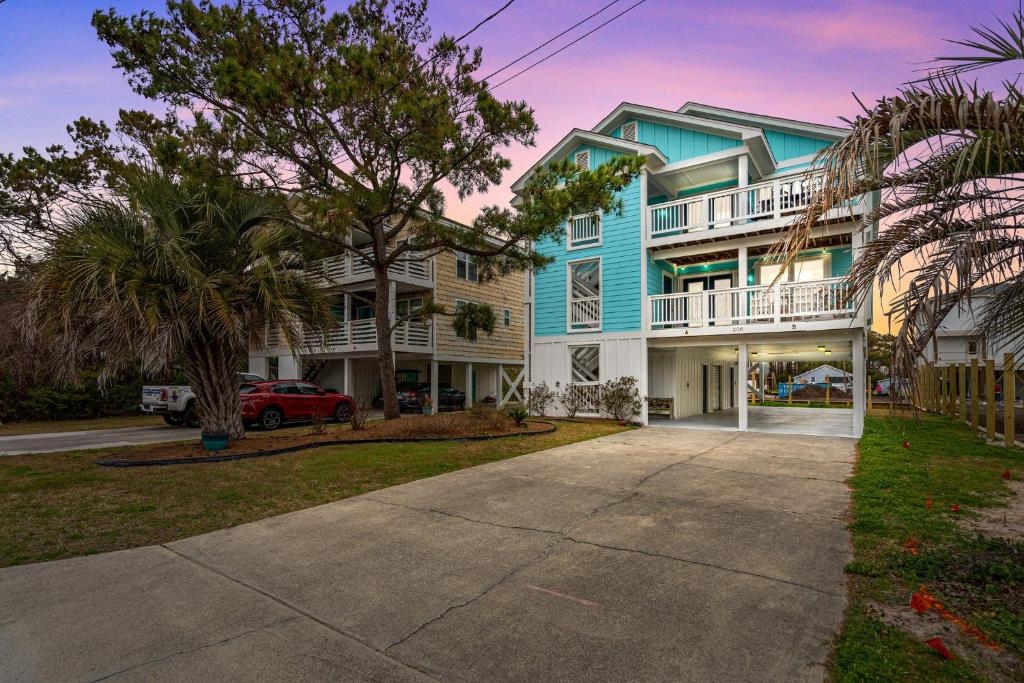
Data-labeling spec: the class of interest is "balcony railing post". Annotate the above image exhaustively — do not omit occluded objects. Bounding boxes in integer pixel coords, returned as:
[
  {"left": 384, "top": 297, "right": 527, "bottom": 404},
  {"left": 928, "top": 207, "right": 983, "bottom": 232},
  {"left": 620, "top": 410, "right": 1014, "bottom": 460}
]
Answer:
[
  {"left": 773, "top": 282, "right": 783, "bottom": 323},
  {"left": 772, "top": 179, "right": 782, "bottom": 220}
]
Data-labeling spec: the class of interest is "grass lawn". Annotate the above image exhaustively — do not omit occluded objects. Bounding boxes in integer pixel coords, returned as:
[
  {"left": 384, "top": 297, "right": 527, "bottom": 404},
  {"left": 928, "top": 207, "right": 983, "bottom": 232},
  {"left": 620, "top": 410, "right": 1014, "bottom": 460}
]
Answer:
[
  {"left": 0, "top": 414, "right": 163, "bottom": 437},
  {"left": 0, "top": 418, "right": 628, "bottom": 568},
  {"left": 835, "top": 410, "right": 1023, "bottom": 681}
]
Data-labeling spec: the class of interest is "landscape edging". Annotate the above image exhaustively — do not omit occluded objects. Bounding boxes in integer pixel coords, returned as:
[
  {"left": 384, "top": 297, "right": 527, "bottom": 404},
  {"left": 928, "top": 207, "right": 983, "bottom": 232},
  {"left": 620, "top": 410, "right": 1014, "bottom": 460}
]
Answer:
[{"left": 95, "top": 420, "right": 558, "bottom": 467}]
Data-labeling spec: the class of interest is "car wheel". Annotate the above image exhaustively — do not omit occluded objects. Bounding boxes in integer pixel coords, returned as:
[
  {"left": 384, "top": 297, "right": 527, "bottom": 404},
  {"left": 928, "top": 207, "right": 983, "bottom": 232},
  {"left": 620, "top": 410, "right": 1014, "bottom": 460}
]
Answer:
[
  {"left": 183, "top": 403, "right": 201, "bottom": 428},
  {"left": 333, "top": 401, "right": 352, "bottom": 423},
  {"left": 163, "top": 414, "right": 184, "bottom": 427},
  {"left": 259, "top": 407, "right": 283, "bottom": 431}
]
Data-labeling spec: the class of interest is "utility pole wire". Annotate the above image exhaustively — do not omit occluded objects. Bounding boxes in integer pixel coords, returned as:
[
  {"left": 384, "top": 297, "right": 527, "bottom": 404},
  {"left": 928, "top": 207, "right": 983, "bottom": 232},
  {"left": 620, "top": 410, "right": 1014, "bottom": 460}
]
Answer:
[
  {"left": 481, "top": 0, "right": 625, "bottom": 81},
  {"left": 490, "top": 0, "right": 649, "bottom": 90},
  {"left": 455, "top": 0, "right": 517, "bottom": 42}
]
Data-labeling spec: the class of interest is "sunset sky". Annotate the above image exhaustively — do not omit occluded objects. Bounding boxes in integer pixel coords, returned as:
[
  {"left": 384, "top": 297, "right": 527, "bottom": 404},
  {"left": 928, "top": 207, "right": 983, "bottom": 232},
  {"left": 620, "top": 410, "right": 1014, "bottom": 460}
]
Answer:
[{"left": 0, "top": 0, "right": 1017, "bottom": 329}]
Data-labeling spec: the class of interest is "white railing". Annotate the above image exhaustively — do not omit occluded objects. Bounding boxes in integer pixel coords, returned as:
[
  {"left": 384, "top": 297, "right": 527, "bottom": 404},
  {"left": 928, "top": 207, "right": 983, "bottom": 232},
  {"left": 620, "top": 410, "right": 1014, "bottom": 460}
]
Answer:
[
  {"left": 648, "top": 172, "right": 824, "bottom": 239},
  {"left": 570, "top": 297, "right": 600, "bottom": 330},
  {"left": 299, "top": 319, "right": 432, "bottom": 350},
  {"left": 648, "top": 277, "right": 853, "bottom": 330},
  {"left": 568, "top": 213, "right": 601, "bottom": 248},
  {"left": 308, "top": 252, "right": 433, "bottom": 285}
]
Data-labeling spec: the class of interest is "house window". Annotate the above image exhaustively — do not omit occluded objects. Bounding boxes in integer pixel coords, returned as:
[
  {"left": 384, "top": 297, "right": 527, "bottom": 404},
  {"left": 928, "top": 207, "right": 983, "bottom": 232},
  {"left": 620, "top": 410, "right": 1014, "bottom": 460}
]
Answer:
[
  {"left": 454, "top": 299, "right": 474, "bottom": 340},
  {"left": 568, "top": 344, "right": 601, "bottom": 415},
  {"left": 503, "top": 308, "right": 511, "bottom": 327},
  {"left": 567, "top": 211, "right": 601, "bottom": 250},
  {"left": 568, "top": 258, "right": 601, "bottom": 332},
  {"left": 456, "top": 251, "right": 478, "bottom": 282},
  {"left": 570, "top": 345, "right": 600, "bottom": 383},
  {"left": 396, "top": 297, "right": 423, "bottom": 320},
  {"left": 968, "top": 340, "right": 978, "bottom": 356},
  {"left": 574, "top": 150, "right": 589, "bottom": 170},
  {"left": 757, "top": 256, "right": 828, "bottom": 284},
  {"left": 620, "top": 121, "right": 637, "bottom": 142}
]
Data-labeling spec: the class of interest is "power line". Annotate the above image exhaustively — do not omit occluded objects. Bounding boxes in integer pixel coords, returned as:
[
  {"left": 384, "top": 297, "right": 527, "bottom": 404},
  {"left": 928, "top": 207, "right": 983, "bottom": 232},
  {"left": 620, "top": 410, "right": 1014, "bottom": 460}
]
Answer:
[
  {"left": 455, "top": 0, "right": 517, "bottom": 42},
  {"left": 490, "top": 0, "right": 648, "bottom": 90},
  {"left": 482, "top": 0, "right": 625, "bottom": 82}
]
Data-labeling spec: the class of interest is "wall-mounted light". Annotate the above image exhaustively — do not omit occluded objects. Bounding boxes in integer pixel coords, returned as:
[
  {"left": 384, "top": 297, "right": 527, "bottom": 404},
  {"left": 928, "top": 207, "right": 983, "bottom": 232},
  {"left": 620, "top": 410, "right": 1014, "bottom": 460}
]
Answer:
[{"left": 817, "top": 345, "right": 827, "bottom": 352}]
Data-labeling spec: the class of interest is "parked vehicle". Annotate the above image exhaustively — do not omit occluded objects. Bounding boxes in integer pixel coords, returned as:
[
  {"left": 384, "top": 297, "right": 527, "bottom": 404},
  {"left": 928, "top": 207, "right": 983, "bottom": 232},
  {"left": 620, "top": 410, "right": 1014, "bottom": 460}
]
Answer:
[
  {"left": 141, "top": 372, "right": 265, "bottom": 427},
  {"left": 240, "top": 380, "right": 355, "bottom": 430},
  {"left": 373, "top": 382, "right": 466, "bottom": 412}
]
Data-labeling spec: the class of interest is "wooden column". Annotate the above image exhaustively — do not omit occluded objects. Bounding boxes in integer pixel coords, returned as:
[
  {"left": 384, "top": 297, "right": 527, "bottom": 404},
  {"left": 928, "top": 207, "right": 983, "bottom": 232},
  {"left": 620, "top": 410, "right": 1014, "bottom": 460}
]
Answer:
[
  {"left": 825, "top": 376, "right": 831, "bottom": 405},
  {"left": 958, "top": 363, "right": 967, "bottom": 422},
  {"left": 867, "top": 373, "right": 873, "bottom": 411},
  {"left": 788, "top": 375, "right": 793, "bottom": 406},
  {"left": 986, "top": 359, "right": 997, "bottom": 439},
  {"left": 1005, "top": 353, "right": 1016, "bottom": 447},
  {"left": 970, "top": 359, "right": 979, "bottom": 431}
]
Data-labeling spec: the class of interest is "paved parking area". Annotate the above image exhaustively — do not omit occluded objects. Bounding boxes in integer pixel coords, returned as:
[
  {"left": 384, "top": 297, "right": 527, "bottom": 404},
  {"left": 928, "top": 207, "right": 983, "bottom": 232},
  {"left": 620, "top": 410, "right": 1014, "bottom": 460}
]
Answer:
[
  {"left": 658, "top": 405, "right": 855, "bottom": 437},
  {"left": 0, "top": 427, "right": 854, "bottom": 682}
]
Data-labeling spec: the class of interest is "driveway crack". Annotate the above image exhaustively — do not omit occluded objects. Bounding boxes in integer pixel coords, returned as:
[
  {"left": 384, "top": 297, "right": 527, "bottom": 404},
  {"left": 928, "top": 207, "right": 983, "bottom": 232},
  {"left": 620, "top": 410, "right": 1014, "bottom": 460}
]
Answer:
[{"left": 89, "top": 616, "right": 301, "bottom": 681}]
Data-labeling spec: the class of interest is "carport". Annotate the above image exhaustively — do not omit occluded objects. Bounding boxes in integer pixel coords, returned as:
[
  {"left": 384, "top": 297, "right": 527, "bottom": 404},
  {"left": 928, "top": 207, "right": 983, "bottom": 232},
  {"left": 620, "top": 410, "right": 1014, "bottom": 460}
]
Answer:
[{"left": 647, "top": 334, "right": 864, "bottom": 438}]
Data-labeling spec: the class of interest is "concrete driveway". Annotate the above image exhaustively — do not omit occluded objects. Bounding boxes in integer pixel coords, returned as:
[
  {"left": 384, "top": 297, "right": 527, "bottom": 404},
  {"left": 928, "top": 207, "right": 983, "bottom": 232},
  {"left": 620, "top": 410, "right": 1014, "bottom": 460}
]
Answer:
[
  {"left": 0, "top": 427, "right": 854, "bottom": 682},
  {"left": 0, "top": 425, "right": 200, "bottom": 456}
]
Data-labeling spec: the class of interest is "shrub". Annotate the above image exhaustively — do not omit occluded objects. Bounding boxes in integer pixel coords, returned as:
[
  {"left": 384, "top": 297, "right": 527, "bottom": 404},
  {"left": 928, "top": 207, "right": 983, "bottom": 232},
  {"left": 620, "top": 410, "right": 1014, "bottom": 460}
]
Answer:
[
  {"left": 599, "top": 376, "right": 644, "bottom": 423},
  {"left": 556, "top": 382, "right": 586, "bottom": 418},
  {"left": 468, "top": 401, "right": 496, "bottom": 419},
  {"left": 349, "top": 402, "right": 372, "bottom": 431},
  {"left": 507, "top": 406, "right": 529, "bottom": 426},
  {"left": 525, "top": 381, "right": 555, "bottom": 416}
]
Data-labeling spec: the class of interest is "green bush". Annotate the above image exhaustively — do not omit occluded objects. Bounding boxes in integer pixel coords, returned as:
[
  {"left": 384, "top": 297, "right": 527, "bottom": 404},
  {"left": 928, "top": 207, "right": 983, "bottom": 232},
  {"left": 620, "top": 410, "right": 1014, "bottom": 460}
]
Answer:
[{"left": 0, "top": 370, "right": 149, "bottom": 422}]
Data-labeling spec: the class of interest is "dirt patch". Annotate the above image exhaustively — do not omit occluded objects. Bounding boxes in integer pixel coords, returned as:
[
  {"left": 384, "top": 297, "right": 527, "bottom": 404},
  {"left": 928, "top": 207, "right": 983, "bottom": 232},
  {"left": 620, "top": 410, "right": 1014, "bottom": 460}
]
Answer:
[
  {"left": 100, "top": 412, "right": 553, "bottom": 465},
  {"left": 868, "top": 602, "right": 1021, "bottom": 679},
  {"left": 793, "top": 383, "right": 851, "bottom": 400},
  {"left": 961, "top": 480, "right": 1024, "bottom": 542}
]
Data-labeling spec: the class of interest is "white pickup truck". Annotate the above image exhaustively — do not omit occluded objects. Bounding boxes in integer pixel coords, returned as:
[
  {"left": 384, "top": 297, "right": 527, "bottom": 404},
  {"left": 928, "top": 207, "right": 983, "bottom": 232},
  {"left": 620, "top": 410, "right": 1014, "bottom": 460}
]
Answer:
[{"left": 140, "top": 372, "right": 266, "bottom": 427}]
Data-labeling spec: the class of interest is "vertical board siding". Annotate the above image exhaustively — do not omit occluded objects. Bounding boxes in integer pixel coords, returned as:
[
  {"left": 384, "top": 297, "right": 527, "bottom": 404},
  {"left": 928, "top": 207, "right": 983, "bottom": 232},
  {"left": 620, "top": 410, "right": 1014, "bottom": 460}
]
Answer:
[
  {"left": 637, "top": 120, "right": 741, "bottom": 163},
  {"left": 534, "top": 176, "right": 642, "bottom": 335},
  {"left": 764, "top": 129, "right": 832, "bottom": 161}
]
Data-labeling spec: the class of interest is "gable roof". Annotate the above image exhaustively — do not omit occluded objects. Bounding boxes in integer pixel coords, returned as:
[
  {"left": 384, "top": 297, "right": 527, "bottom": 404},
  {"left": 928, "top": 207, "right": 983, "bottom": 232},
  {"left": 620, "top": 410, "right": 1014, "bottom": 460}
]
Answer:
[
  {"left": 794, "top": 364, "right": 853, "bottom": 380},
  {"left": 509, "top": 129, "right": 668, "bottom": 195},
  {"left": 678, "top": 102, "right": 848, "bottom": 141}
]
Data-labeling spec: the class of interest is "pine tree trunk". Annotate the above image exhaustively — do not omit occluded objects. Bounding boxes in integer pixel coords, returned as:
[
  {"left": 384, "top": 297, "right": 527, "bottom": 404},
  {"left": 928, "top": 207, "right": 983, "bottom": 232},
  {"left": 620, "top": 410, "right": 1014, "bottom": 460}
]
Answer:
[
  {"left": 374, "top": 268, "right": 401, "bottom": 420},
  {"left": 184, "top": 335, "right": 245, "bottom": 439}
]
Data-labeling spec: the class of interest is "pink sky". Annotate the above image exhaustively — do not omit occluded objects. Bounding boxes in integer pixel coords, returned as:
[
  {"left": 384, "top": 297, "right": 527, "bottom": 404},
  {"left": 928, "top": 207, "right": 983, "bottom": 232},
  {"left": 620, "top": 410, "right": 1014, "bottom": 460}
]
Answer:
[{"left": 0, "top": 0, "right": 1018, "bottom": 329}]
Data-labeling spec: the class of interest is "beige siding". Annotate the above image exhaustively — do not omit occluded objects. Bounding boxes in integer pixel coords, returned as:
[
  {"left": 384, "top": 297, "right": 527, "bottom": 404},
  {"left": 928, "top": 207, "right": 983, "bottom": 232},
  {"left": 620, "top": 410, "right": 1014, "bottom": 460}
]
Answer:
[{"left": 434, "top": 251, "right": 524, "bottom": 361}]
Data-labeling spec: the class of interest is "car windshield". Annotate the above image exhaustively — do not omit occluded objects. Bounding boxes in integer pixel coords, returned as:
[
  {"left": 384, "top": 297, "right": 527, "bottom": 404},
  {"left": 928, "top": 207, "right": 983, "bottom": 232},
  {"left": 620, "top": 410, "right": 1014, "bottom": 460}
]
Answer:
[{"left": 240, "top": 384, "right": 260, "bottom": 394}]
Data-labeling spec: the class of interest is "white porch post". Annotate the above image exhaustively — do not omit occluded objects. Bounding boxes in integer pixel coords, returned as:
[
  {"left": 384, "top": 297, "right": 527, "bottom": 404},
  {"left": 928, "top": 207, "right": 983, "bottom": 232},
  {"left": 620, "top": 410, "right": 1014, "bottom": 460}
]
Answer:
[
  {"left": 343, "top": 357, "right": 352, "bottom": 397},
  {"left": 738, "top": 343, "right": 749, "bottom": 430},
  {"left": 466, "top": 361, "right": 474, "bottom": 405},
  {"left": 853, "top": 332, "right": 866, "bottom": 437},
  {"left": 738, "top": 244, "right": 749, "bottom": 288},
  {"left": 430, "top": 358, "right": 439, "bottom": 413},
  {"left": 248, "top": 355, "right": 269, "bottom": 378},
  {"left": 278, "top": 354, "right": 300, "bottom": 380}
]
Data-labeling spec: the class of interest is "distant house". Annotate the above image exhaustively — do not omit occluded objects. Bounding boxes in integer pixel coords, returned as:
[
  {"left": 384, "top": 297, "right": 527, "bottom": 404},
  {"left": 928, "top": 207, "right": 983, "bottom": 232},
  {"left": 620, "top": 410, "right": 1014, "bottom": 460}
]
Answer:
[
  {"left": 794, "top": 364, "right": 852, "bottom": 386},
  {"left": 918, "top": 286, "right": 1014, "bottom": 368}
]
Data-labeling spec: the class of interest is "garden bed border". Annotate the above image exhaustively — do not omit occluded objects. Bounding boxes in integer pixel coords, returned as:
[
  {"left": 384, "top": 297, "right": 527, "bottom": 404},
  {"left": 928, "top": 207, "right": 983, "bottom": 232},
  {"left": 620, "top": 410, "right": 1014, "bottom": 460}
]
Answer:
[{"left": 95, "top": 420, "right": 558, "bottom": 467}]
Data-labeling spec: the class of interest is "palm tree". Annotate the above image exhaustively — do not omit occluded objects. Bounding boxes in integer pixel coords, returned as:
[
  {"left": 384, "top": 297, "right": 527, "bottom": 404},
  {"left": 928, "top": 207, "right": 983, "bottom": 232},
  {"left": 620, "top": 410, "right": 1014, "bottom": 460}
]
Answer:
[
  {"left": 775, "top": 9, "right": 1024, "bottom": 395},
  {"left": 23, "top": 171, "right": 331, "bottom": 439}
]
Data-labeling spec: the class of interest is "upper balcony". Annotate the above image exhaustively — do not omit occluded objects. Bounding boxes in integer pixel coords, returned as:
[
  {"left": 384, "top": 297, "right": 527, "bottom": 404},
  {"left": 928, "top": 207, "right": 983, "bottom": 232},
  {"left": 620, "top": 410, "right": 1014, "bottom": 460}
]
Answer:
[
  {"left": 646, "top": 171, "right": 864, "bottom": 248},
  {"left": 648, "top": 277, "right": 857, "bottom": 336},
  {"left": 266, "top": 318, "right": 433, "bottom": 355},
  {"left": 306, "top": 251, "right": 434, "bottom": 289}
]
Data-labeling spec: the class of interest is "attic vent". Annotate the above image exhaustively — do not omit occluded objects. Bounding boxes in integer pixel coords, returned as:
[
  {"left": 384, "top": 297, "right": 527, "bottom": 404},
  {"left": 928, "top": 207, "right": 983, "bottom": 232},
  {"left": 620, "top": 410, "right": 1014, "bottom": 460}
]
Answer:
[
  {"left": 621, "top": 121, "right": 637, "bottom": 142},
  {"left": 574, "top": 150, "right": 589, "bottom": 170}
]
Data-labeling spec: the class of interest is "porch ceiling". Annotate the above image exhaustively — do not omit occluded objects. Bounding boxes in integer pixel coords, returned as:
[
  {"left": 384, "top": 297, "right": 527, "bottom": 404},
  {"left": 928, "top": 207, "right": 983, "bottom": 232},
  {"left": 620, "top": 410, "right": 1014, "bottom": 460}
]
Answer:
[{"left": 649, "top": 340, "right": 853, "bottom": 362}]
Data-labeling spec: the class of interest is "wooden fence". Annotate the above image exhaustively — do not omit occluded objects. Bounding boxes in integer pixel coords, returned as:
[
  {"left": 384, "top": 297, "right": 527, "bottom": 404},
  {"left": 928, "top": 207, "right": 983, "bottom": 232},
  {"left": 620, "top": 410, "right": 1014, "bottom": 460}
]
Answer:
[{"left": 914, "top": 353, "right": 1020, "bottom": 448}]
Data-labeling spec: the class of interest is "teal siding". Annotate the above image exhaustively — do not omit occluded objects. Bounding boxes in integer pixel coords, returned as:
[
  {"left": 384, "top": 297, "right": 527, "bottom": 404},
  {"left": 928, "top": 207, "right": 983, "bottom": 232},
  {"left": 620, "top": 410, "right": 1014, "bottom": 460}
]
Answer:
[
  {"left": 677, "top": 179, "right": 737, "bottom": 198},
  {"left": 764, "top": 130, "right": 832, "bottom": 161},
  {"left": 830, "top": 247, "right": 852, "bottom": 277},
  {"left": 633, "top": 120, "right": 741, "bottom": 163},
  {"left": 569, "top": 143, "right": 620, "bottom": 170},
  {"left": 647, "top": 256, "right": 675, "bottom": 295},
  {"left": 534, "top": 179, "right": 643, "bottom": 335}
]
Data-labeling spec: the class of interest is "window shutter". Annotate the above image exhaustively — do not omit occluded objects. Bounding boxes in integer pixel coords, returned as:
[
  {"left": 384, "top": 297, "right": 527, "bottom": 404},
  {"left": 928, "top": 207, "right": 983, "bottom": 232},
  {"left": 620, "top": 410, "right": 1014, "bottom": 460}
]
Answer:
[
  {"left": 621, "top": 121, "right": 637, "bottom": 142},
  {"left": 574, "top": 150, "right": 589, "bottom": 170}
]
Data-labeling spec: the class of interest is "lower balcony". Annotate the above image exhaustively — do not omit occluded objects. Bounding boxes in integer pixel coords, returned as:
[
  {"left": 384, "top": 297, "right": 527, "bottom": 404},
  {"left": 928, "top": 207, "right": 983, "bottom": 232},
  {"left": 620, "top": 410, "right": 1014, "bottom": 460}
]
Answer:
[
  {"left": 267, "top": 319, "right": 433, "bottom": 354},
  {"left": 648, "top": 277, "right": 856, "bottom": 333}
]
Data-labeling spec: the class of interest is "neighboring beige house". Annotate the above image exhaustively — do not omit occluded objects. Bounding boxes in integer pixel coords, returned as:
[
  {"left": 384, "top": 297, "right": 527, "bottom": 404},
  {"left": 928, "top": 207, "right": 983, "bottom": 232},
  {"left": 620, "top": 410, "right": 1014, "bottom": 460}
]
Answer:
[{"left": 248, "top": 220, "right": 526, "bottom": 410}]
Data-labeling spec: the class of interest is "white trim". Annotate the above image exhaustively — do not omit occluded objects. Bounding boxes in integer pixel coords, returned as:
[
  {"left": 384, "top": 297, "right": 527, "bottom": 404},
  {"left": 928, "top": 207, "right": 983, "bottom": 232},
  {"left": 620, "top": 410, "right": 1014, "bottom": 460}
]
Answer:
[
  {"left": 566, "top": 211, "right": 603, "bottom": 251},
  {"left": 566, "top": 255, "right": 603, "bottom": 334},
  {"left": 592, "top": 102, "right": 762, "bottom": 139},
  {"left": 455, "top": 250, "right": 478, "bottom": 282},
  {"left": 650, "top": 222, "right": 855, "bottom": 261},
  {"left": 651, "top": 145, "right": 752, "bottom": 178},
  {"left": 510, "top": 129, "right": 668, "bottom": 193},
  {"left": 677, "top": 102, "right": 849, "bottom": 140},
  {"left": 432, "top": 354, "right": 524, "bottom": 365}
]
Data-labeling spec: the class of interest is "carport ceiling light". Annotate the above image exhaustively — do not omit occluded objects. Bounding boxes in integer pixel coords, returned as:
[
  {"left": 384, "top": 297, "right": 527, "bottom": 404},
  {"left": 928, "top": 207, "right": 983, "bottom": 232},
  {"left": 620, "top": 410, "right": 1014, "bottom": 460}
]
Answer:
[{"left": 817, "top": 345, "right": 827, "bottom": 351}]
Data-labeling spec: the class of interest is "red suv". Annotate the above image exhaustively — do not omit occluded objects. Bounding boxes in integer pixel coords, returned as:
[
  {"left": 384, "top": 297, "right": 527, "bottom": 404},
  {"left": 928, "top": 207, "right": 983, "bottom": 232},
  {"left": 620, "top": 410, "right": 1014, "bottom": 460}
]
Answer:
[{"left": 240, "top": 380, "right": 355, "bottom": 430}]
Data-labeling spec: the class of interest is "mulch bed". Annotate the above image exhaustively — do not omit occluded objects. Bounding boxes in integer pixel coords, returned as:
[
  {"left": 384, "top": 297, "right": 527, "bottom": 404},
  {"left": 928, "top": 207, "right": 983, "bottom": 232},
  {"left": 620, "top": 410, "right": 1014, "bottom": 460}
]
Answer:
[{"left": 96, "top": 414, "right": 557, "bottom": 467}]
